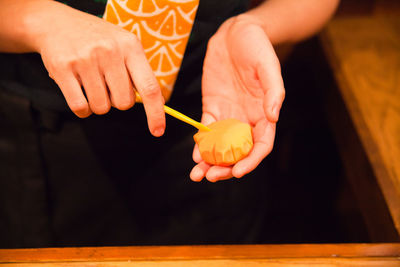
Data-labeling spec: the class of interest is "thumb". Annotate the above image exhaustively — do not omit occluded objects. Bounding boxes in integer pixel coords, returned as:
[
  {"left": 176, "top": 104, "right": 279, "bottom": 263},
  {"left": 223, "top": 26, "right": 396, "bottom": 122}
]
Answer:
[
  {"left": 201, "top": 112, "right": 217, "bottom": 126},
  {"left": 263, "top": 85, "right": 285, "bottom": 123},
  {"left": 258, "top": 62, "right": 285, "bottom": 123}
]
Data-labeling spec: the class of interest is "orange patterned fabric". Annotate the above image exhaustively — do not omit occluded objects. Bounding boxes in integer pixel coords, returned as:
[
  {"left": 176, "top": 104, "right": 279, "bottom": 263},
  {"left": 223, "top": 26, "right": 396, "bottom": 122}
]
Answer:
[{"left": 103, "top": 0, "right": 200, "bottom": 101}]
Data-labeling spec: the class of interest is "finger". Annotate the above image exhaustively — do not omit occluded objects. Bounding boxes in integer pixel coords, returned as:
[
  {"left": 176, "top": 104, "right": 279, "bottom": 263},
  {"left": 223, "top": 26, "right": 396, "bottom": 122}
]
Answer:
[
  {"left": 258, "top": 56, "right": 285, "bottom": 123},
  {"left": 77, "top": 64, "right": 111, "bottom": 115},
  {"left": 126, "top": 47, "right": 165, "bottom": 137},
  {"left": 232, "top": 119, "right": 275, "bottom": 178},
  {"left": 205, "top": 166, "right": 233, "bottom": 182},
  {"left": 190, "top": 161, "right": 211, "bottom": 182},
  {"left": 227, "top": 24, "right": 284, "bottom": 123},
  {"left": 192, "top": 144, "right": 202, "bottom": 163},
  {"left": 192, "top": 112, "right": 217, "bottom": 163},
  {"left": 201, "top": 112, "right": 217, "bottom": 126},
  {"left": 102, "top": 54, "right": 135, "bottom": 111},
  {"left": 54, "top": 72, "right": 92, "bottom": 118}
]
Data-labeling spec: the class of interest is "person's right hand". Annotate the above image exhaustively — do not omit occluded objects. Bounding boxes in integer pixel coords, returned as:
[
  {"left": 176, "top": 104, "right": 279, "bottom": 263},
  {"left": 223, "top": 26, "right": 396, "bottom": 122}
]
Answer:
[{"left": 32, "top": 1, "right": 165, "bottom": 136}]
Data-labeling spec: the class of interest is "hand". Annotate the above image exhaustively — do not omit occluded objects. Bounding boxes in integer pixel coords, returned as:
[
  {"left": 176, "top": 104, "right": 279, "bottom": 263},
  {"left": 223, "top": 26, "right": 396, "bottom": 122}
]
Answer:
[
  {"left": 190, "top": 15, "right": 285, "bottom": 182},
  {"left": 33, "top": 1, "right": 165, "bottom": 136}
]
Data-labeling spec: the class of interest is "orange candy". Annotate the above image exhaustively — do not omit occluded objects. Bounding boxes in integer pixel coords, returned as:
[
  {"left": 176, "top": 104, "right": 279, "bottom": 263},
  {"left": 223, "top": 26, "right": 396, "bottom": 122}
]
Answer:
[
  {"left": 193, "top": 119, "right": 253, "bottom": 166},
  {"left": 103, "top": 0, "right": 200, "bottom": 101}
]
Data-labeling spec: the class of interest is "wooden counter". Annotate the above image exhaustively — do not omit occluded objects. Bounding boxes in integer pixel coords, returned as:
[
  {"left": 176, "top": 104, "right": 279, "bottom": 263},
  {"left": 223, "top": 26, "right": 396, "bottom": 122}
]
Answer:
[
  {"left": 0, "top": 243, "right": 399, "bottom": 266},
  {"left": 320, "top": 14, "right": 400, "bottom": 237},
  {"left": 2, "top": 2, "right": 400, "bottom": 266}
]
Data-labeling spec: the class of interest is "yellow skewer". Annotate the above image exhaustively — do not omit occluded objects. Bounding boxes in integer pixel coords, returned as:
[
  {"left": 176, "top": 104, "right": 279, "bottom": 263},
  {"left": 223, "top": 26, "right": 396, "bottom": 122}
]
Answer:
[
  {"left": 163, "top": 105, "right": 211, "bottom": 132},
  {"left": 135, "top": 92, "right": 211, "bottom": 132}
]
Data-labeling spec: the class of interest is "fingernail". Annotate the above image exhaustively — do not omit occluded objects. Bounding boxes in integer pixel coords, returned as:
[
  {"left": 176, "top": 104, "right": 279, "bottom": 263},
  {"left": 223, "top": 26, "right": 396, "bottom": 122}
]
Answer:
[
  {"left": 154, "top": 127, "right": 165, "bottom": 137},
  {"left": 272, "top": 104, "right": 280, "bottom": 121}
]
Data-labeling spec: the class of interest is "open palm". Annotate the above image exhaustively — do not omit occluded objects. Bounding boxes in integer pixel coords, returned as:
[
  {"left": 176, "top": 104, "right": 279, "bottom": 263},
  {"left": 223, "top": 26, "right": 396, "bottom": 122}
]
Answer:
[{"left": 190, "top": 15, "right": 285, "bottom": 182}]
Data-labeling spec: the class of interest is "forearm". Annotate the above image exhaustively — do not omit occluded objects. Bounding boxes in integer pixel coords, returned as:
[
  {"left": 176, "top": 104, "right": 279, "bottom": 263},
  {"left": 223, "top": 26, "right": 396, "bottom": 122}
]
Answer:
[
  {"left": 0, "top": 0, "right": 91, "bottom": 53},
  {"left": 244, "top": 0, "right": 340, "bottom": 45},
  {"left": 0, "top": 0, "right": 42, "bottom": 52}
]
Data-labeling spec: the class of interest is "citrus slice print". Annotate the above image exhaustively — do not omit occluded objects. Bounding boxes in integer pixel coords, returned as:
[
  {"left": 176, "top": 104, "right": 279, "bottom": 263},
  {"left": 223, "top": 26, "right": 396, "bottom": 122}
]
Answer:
[{"left": 103, "top": 0, "right": 200, "bottom": 101}]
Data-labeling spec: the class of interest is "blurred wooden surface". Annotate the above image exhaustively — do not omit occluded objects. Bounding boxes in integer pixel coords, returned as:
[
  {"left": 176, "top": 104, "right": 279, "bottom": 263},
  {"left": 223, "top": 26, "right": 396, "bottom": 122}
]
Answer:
[
  {"left": 336, "top": 0, "right": 400, "bottom": 17},
  {"left": 320, "top": 9, "right": 400, "bottom": 237},
  {"left": 0, "top": 243, "right": 399, "bottom": 266}
]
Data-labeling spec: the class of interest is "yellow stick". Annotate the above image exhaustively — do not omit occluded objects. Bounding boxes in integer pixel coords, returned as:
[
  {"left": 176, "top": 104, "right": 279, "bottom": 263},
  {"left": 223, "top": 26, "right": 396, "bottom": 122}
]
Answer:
[{"left": 135, "top": 92, "right": 211, "bottom": 132}]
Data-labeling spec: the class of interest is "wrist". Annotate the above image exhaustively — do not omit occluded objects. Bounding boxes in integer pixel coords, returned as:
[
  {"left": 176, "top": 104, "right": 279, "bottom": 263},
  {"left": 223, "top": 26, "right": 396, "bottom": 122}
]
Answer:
[
  {"left": 234, "top": 13, "right": 265, "bottom": 29},
  {"left": 20, "top": 0, "right": 65, "bottom": 53},
  {"left": 241, "top": 5, "right": 291, "bottom": 45},
  {"left": 19, "top": 0, "right": 83, "bottom": 53},
  {"left": 0, "top": 0, "right": 51, "bottom": 53},
  {"left": 233, "top": 13, "right": 282, "bottom": 45}
]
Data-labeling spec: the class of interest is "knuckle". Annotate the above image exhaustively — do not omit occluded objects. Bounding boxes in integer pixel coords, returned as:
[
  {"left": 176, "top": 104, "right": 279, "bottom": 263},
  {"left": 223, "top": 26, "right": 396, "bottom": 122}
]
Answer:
[
  {"left": 150, "top": 108, "right": 165, "bottom": 121},
  {"left": 91, "top": 102, "right": 111, "bottom": 115},
  {"left": 115, "top": 99, "right": 134, "bottom": 111},
  {"left": 76, "top": 46, "right": 94, "bottom": 62},
  {"left": 52, "top": 56, "right": 74, "bottom": 72},
  {"left": 58, "top": 51, "right": 90, "bottom": 70},
  {"left": 71, "top": 40, "right": 120, "bottom": 67},
  {"left": 69, "top": 101, "right": 89, "bottom": 114},
  {"left": 124, "top": 36, "right": 145, "bottom": 56},
  {"left": 122, "top": 34, "right": 139, "bottom": 48},
  {"left": 140, "top": 80, "right": 161, "bottom": 99},
  {"left": 95, "top": 39, "right": 117, "bottom": 57},
  {"left": 82, "top": 48, "right": 97, "bottom": 64}
]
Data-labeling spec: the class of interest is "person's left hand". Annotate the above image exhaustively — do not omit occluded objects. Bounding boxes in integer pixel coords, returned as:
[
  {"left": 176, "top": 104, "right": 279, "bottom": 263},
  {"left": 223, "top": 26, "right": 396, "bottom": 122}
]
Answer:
[{"left": 190, "top": 14, "right": 285, "bottom": 182}]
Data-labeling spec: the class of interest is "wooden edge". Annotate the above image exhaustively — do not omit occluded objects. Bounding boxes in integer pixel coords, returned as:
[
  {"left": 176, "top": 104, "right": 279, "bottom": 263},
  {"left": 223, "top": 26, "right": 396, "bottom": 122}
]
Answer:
[
  {"left": 318, "top": 24, "right": 400, "bottom": 242},
  {"left": 0, "top": 244, "right": 400, "bottom": 263},
  {"left": 318, "top": 21, "right": 400, "bottom": 235}
]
